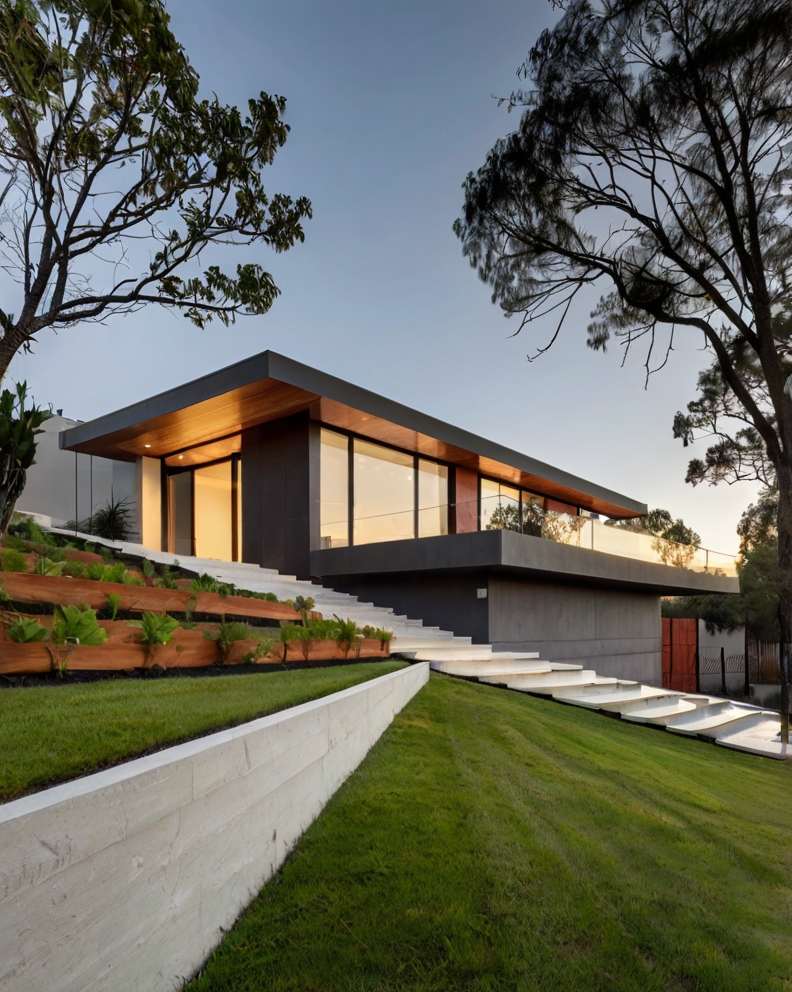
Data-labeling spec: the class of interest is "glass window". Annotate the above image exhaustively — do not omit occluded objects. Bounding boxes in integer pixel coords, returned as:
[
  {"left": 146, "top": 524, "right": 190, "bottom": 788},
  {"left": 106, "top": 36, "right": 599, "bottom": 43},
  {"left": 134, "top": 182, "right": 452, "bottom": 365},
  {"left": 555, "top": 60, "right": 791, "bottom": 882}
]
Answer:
[
  {"left": 320, "top": 429, "right": 349, "bottom": 548},
  {"left": 169, "top": 471, "right": 192, "bottom": 557},
  {"left": 194, "top": 461, "right": 233, "bottom": 560},
  {"left": 481, "top": 478, "right": 521, "bottom": 531},
  {"left": 354, "top": 439, "right": 414, "bottom": 545},
  {"left": 418, "top": 460, "right": 448, "bottom": 537}
]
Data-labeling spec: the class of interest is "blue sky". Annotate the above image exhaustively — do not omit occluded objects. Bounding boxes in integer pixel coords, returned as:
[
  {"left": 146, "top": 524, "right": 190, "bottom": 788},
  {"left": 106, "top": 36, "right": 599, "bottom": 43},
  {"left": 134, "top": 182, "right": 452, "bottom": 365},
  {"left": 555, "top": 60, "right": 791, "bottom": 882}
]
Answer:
[{"left": 8, "top": 0, "right": 760, "bottom": 553}]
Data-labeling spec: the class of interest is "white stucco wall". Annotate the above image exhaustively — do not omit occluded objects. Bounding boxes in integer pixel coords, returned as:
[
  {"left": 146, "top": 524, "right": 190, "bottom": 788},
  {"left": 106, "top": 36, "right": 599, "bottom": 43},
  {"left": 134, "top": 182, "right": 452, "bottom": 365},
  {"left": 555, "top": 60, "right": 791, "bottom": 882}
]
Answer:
[
  {"left": 0, "top": 663, "right": 429, "bottom": 992},
  {"left": 16, "top": 416, "right": 138, "bottom": 536}
]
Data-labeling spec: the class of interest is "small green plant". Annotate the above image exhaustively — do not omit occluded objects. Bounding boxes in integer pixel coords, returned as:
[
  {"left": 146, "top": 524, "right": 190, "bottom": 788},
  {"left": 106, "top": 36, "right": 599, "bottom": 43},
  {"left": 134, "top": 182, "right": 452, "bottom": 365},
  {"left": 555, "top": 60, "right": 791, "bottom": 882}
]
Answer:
[
  {"left": 142, "top": 558, "right": 156, "bottom": 579},
  {"left": 217, "top": 581, "right": 235, "bottom": 597},
  {"left": 234, "top": 589, "right": 279, "bottom": 602},
  {"left": 6, "top": 614, "right": 48, "bottom": 642},
  {"left": 122, "top": 571, "right": 145, "bottom": 586},
  {"left": 331, "top": 615, "right": 361, "bottom": 659},
  {"left": 102, "top": 562, "right": 126, "bottom": 584},
  {"left": 63, "top": 559, "right": 86, "bottom": 578},
  {"left": 33, "top": 556, "right": 65, "bottom": 576},
  {"left": 191, "top": 573, "right": 219, "bottom": 593},
  {"left": 105, "top": 593, "right": 121, "bottom": 621},
  {"left": 85, "top": 562, "right": 105, "bottom": 581},
  {"left": 361, "top": 625, "right": 393, "bottom": 646},
  {"left": 244, "top": 635, "right": 276, "bottom": 663},
  {"left": 157, "top": 565, "right": 178, "bottom": 590},
  {"left": 52, "top": 605, "right": 108, "bottom": 646},
  {"left": 1, "top": 548, "right": 28, "bottom": 572},
  {"left": 129, "top": 612, "right": 180, "bottom": 645},
  {"left": 205, "top": 620, "right": 256, "bottom": 662}
]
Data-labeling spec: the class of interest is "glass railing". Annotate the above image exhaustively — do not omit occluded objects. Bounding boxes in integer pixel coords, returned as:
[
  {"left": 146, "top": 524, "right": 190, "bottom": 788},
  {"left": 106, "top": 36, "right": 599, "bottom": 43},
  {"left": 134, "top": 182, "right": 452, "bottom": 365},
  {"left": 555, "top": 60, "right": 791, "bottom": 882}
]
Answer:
[{"left": 318, "top": 497, "right": 739, "bottom": 577}]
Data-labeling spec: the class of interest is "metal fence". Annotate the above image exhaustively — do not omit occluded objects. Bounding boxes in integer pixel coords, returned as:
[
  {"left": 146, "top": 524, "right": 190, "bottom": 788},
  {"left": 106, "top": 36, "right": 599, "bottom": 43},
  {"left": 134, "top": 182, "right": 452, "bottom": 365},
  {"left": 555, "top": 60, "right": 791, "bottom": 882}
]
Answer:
[{"left": 697, "top": 647, "right": 748, "bottom": 695}]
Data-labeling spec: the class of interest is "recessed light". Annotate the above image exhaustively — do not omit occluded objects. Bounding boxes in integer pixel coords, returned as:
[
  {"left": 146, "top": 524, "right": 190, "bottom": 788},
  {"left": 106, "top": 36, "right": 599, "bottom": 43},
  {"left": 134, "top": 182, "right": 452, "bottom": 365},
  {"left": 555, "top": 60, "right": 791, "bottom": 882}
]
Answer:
[
  {"left": 144, "top": 444, "right": 151, "bottom": 448},
  {"left": 178, "top": 455, "right": 183, "bottom": 460}
]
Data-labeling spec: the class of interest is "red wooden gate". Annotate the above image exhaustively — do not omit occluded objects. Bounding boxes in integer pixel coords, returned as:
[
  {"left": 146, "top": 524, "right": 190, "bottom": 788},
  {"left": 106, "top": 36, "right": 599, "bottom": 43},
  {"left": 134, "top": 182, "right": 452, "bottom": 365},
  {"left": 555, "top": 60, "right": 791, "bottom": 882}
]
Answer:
[{"left": 662, "top": 617, "right": 698, "bottom": 692}]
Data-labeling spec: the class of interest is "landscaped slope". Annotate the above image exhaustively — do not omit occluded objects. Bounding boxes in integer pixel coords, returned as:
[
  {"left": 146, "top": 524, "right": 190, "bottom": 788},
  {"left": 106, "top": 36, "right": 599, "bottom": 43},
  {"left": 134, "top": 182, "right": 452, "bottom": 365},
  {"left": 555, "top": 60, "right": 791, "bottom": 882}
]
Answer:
[
  {"left": 0, "top": 662, "right": 406, "bottom": 801},
  {"left": 188, "top": 674, "right": 792, "bottom": 992}
]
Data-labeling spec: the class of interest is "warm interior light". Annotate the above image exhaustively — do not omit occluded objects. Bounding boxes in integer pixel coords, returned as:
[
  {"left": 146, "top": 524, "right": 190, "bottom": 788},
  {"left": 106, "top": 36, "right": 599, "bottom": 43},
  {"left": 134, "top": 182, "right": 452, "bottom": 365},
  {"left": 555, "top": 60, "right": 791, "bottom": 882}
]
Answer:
[
  {"left": 179, "top": 455, "right": 183, "bottom": 460},
  {"left": 144, "top": 444, "right": 151, "bottom": 448}
]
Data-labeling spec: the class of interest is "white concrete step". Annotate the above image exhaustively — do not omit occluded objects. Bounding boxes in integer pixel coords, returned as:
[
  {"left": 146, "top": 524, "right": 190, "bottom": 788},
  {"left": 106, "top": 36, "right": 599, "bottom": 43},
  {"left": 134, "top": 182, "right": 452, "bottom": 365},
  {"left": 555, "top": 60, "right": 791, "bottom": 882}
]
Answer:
[
  {"left": 619, "top": 695, "right": 714, "bottom": 725},
  {"left": 715, "top": 715, "right": 790, "bottom": 759},
  {"left": 482, "top": 671, "right": 612, "bottom": 694},
  {"left": 664, "top": 702, "right": 759, "bottom": 737},
  {"left": 552, "top": 683, "right": 673, "bottom": 711},
  {"left": 429, "top": 658, "right": 573, "bottom": 678}
]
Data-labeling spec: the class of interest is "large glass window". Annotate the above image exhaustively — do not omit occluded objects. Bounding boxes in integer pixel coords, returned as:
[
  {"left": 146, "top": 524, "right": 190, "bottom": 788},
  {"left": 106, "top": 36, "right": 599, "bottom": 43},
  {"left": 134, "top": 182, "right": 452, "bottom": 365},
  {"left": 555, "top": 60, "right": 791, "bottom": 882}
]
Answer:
[
  {"left": 480, "top": 478, "right": 520, "bottom": 531},
  {"left": 320, "top": 429, "right": 349, "bottom": 548},
  {"left": 353, "top": 439, "right": 415, "bottom": 545},
  {"left": 418, "top": 460, "right": 448, "bottom": 537},
  {"left": 194, "top": 461, "right": 233, "bottom": 561}
]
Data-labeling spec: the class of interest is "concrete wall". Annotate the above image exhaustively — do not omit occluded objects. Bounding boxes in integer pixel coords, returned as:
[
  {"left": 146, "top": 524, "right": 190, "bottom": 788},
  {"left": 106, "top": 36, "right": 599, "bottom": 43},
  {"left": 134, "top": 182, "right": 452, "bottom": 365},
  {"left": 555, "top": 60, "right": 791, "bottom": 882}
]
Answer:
[
  {"left": 136, "top": 455, "right": 162, "bottom": 550},
  {"left": 242, "top": 413, "right": 319, "bottom": 579},
  {"left": 326, "top": 570, "right": 491, "bottom": 644},
  {"left": 16, "top": 417, "right": 137, "bottom": 534},
  {"left": 0, "top": 664, "right": 429, "bottom": 992},
  {"left": 488, "top": 577, "right": 662, "bottom": 684}
]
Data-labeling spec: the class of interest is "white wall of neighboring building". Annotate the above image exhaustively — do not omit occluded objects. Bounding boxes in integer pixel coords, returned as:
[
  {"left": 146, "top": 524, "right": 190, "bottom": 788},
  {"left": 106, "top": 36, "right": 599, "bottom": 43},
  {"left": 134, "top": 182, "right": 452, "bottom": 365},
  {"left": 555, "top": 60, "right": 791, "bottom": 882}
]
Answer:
[{"left": 15, "top": 416, "right": 139, "bottom": 539}]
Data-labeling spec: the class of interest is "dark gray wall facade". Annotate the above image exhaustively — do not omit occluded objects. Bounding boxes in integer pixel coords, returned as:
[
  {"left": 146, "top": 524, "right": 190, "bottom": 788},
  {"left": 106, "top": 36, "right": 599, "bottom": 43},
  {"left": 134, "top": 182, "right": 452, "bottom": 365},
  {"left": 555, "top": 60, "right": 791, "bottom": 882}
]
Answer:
[
  {"left": 241, "top": 413, "right": 319, "bottom": 579},
  {"left": 325, "top": 568, "right": 661, "bottom": 684},
  {"left": 487, "top": 576, "right": 662, "bottom": 684}
]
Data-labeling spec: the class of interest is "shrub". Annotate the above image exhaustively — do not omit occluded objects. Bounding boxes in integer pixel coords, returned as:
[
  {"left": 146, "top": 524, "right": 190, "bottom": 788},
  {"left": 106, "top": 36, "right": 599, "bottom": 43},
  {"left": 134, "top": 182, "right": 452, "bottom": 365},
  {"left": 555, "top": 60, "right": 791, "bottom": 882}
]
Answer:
[
  {"left": 142, "top": 558, "right": 156, "bottom": 579},
  {"left": 32, "top": 556, "right": 64, "bottom": 576},
  {"left": 157, "top": 565, "right": 178, "bottom": 590},
  {"left": 105, "top": 593, "right": 121, "bottom": 621},
  {"left": 63, "top": 560, "right": 86, "bottom": 578},
  {"left": 102, "top": 562, "right": 126, "bottom": 584},
  {"left": 331, "top": 615, "right": 361, "bottom": 658},
  {"left": 85, "top": 562, "right": 105, "bottom": 581},
  {"left": 1, "top": 548, "right": 28, "bottom": 572},
  {"left": 65, "top": 496, "right": 135, "bottom": 542},
  {"left": 52, "top": 605, "right": 108, "bottom": 646},
  {"left": 191, "top": 573, "right": 218, "bottom": 593},
  {"left": 361, "top": 624, "right": 393, "bottom": 646},
  {"left": 129, "top": 612, "right": 180, "bottom": 645},
  {"left": 205, "top": 621, "right": 256, "bottom": 662},
  {"left": 6, "top": 615, "right": 48, "bottom": 643}
]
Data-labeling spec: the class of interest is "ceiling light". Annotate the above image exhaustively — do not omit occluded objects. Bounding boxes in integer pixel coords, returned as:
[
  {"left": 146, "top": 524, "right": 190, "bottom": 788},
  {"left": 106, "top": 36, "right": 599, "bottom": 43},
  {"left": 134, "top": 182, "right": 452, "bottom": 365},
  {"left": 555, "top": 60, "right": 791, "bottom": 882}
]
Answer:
[
  {"left": 144, "top": 444, "right": 151, "bottom": 448},
  {"left": 178, "top": 455, "right": 183, "bottom": 460}
]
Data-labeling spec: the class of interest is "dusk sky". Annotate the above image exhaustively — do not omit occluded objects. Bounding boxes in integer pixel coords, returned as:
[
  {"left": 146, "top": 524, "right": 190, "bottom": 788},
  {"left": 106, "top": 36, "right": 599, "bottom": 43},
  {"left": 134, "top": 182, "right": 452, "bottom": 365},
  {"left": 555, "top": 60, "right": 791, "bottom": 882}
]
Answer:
[{"left": 8, "top": 0, "right": 760, "bottom": 554}]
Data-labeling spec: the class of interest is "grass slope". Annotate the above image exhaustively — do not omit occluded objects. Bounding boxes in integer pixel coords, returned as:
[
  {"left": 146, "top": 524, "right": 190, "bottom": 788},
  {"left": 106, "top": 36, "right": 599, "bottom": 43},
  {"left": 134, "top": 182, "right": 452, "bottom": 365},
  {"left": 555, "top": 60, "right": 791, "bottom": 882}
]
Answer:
[
  {"left": 0, "top": 662, "right": 405, "bottom": 801},
  {"left": 189, "top": 673, "right": 792, "bottom": 992}
]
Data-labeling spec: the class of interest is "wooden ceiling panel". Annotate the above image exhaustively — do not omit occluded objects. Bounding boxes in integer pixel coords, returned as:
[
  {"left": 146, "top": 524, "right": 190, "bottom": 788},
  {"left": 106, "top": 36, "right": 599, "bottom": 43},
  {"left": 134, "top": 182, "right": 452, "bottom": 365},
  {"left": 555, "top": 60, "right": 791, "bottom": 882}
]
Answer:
[{"left": 68, "top": 376, "right": 640, "bottom": 518}]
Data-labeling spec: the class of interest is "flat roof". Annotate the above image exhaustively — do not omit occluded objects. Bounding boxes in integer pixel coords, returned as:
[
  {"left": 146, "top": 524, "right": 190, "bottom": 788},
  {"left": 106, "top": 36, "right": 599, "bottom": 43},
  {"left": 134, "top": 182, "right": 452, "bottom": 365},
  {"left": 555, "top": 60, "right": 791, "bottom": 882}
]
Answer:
[{"left": 60, "top": 350, "right": 646, "bottom": 518}]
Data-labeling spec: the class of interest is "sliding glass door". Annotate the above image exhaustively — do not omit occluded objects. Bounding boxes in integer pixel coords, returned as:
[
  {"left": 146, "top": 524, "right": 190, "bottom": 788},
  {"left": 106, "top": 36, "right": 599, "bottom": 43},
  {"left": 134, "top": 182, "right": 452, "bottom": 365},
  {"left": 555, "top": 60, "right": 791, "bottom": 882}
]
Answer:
[{"left": 167, "top": 456, "right": 241, "bottom": 560}]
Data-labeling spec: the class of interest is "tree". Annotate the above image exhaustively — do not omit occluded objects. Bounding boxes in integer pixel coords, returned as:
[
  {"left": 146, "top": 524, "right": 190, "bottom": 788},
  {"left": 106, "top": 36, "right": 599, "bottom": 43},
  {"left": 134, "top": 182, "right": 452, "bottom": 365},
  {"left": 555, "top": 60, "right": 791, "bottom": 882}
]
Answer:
[
  {"left": 454, "top": 0, "right": 792, "bottom": 737},
  {"left": 0, "top": 0, "right": 311, "bottom": 379},
  {"left": 0, "top": 380, "right": 49, "bottom": 532}
]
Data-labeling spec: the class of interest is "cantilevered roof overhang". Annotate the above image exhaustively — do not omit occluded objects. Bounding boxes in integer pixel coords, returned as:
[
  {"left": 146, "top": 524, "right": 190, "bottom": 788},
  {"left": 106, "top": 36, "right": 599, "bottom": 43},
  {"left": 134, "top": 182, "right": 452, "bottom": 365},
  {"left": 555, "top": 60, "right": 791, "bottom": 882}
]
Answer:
[{"left": 60, "top": 350, "right": 646, "bottom": 519}]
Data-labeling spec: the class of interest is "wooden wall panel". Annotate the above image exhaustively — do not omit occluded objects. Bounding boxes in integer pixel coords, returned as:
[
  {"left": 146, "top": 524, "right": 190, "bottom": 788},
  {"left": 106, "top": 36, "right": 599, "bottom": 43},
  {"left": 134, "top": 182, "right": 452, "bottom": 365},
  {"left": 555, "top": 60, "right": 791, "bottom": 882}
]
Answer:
[
  {"left": 662, "top": 616, "right": 697, "bottom": 692},
  {"left": 454, "top": 467, "right": 479, "bottom": 534}
]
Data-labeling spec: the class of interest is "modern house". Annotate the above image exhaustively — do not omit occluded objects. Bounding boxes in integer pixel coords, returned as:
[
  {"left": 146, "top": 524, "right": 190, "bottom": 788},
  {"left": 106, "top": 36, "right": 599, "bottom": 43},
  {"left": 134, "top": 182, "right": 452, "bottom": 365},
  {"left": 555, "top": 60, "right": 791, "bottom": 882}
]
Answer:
[{"left": 58, "top": 350, "right": 738, "bottom": 683}]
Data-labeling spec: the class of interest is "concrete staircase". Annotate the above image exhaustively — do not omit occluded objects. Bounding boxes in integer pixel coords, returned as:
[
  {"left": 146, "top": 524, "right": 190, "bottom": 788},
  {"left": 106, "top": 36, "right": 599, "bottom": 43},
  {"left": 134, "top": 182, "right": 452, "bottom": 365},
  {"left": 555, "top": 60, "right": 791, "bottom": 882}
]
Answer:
[
  {"left": 48, "top": 530, "right": 477, "bottom": 649},
  {"left": 49, "top": 528, "right": 787, "bottom": 760},
  {"left": 432, "top": 657, "right": 789, "bottom": 761}
]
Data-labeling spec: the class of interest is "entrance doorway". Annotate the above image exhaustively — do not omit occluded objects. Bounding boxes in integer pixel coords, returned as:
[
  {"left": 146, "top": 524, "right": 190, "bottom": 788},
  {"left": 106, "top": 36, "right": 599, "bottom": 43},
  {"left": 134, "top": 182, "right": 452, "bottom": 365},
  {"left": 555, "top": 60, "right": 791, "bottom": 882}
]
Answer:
[{"left": 167, "top": 456, "right": 241, "bottom": 561}]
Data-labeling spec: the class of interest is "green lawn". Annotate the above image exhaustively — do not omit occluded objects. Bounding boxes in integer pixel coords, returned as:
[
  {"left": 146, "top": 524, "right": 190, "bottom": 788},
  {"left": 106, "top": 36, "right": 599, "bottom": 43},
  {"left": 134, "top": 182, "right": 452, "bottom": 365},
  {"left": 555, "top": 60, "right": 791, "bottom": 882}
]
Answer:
[
  {"left": 188, "top": 673, "right": 792, "bottom": 992},
  {"left": 0, "top": 662, "right": 406, "bottom": 802}
]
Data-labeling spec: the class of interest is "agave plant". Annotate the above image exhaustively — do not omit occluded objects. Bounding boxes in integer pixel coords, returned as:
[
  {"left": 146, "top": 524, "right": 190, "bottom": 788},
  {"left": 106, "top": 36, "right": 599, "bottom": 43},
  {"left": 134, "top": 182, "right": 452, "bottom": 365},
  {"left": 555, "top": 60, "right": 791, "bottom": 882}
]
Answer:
[{"left": 0, "top": 383, "right": 52, "bottom": 537}]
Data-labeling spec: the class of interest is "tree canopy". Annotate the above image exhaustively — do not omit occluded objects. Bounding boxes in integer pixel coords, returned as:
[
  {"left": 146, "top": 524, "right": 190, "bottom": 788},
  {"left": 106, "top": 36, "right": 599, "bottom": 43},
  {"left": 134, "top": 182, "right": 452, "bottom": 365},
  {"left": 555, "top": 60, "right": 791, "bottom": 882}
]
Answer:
[
  {"left": 0, "top": 0, "right": 311, "bottom": 377},
  {"left": 455, "top": 0, "right": 792, "bottom": 730}
]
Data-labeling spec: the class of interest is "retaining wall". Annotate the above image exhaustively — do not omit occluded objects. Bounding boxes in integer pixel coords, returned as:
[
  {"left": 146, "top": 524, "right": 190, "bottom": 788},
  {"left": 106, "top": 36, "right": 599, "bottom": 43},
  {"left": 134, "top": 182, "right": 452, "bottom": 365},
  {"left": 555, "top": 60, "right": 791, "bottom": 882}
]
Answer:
[{"left": 0, "top": 663, "right": 429, "bottom": 992}]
